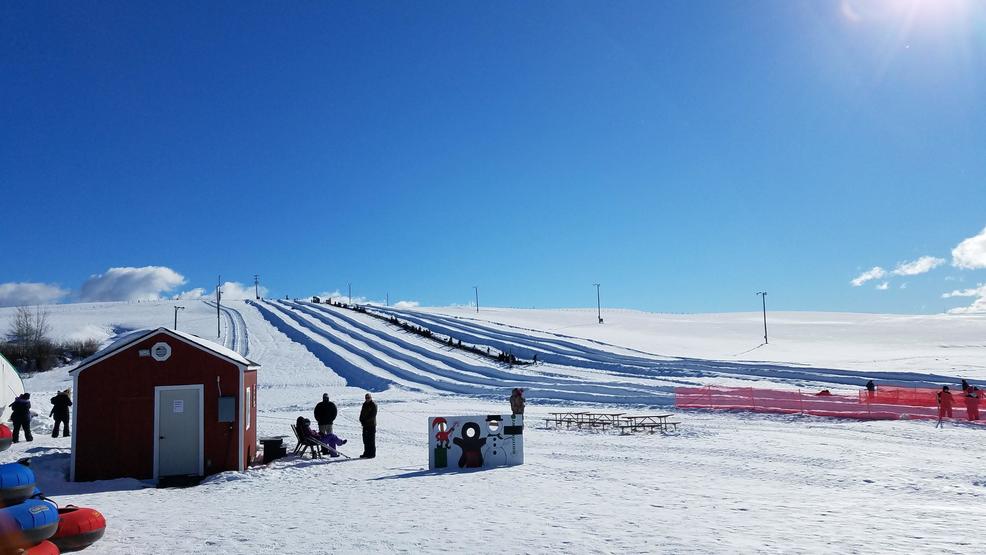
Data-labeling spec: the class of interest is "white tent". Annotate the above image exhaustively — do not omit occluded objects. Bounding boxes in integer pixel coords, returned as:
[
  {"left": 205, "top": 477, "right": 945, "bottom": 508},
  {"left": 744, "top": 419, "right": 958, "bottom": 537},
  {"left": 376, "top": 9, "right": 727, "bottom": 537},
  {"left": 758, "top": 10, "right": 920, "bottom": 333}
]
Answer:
[{"left": 0, "top": 354, "right": 25, "bottom": 420}]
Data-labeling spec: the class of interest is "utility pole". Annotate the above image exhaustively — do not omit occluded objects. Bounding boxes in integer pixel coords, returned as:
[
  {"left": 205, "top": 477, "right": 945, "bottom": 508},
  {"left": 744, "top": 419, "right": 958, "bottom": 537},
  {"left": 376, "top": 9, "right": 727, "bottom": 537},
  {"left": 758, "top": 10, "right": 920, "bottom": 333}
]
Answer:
[
  {"left": 386, "top": 292, "right": 389, "bottom": 307},
  {"left": 348, "top": 283, "right": 352, "bottom": 305},
  {"left": 593, "top": 283, "right": 602, "bottom": 323},
  {"left": 173, "top": 306, "right": 185, "bottom": 330},
  {"left": 756, "top": 291, "right": 768, "bottom": 344},
  {"left": 216, "top": 275, "right": 222, "bottom": 338},
  {"left": 254, "top": 274, "right": 260, "bottom": 300},
  {"left": 473, "top": 286, "right": 479, "bottom": 313}
]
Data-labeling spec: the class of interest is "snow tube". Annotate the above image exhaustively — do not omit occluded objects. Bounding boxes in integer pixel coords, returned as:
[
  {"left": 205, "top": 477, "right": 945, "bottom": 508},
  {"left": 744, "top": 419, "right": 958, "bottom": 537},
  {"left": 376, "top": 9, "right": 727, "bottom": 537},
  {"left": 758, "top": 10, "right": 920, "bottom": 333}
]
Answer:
[
  {"left": 0, "top": 462, "right": 35, "bottom": 507},
  {"left": 25, "top": 540, "right": 60, "bottom": 555},
  {"left": 50, "top": 507, "right": 105, "bottom": 553},
  {"left": 0, "top": 424, "right": 11, "bottom": 453},
  {"left": 0, "top": 498, "right": 59, "bottom": 549}
]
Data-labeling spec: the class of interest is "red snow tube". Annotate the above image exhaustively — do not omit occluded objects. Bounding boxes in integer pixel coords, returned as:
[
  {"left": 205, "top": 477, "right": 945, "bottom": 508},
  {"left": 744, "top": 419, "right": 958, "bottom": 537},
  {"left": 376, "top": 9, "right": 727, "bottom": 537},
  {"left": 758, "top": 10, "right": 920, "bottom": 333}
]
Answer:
[
  {"left": 25, "top": 540, "right": 60, "bottom": 554},
  {"left": 50, "top": 507, "right": 105, "bottom": 552},
  {"left": 0, "top": 424, "right": 11, "bottom": 453}
]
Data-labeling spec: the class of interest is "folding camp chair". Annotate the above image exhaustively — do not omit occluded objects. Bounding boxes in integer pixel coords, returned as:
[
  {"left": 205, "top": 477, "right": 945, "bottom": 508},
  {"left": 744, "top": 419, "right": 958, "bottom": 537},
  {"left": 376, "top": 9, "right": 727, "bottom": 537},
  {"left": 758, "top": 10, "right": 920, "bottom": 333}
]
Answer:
[{"left": 290, "top": 424, "right": 324, "bottom": 459}]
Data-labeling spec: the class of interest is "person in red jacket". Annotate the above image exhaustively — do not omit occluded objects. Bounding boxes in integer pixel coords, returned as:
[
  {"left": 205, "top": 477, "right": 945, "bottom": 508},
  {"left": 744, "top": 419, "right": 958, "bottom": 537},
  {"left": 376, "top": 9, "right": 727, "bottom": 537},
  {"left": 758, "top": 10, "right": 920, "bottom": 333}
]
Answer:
[
  {"left": 937, "top": 386, "right": 954, "bottom": 419},
  {"left": 964, "top": 386, "right": 981, "bottom": 421}
]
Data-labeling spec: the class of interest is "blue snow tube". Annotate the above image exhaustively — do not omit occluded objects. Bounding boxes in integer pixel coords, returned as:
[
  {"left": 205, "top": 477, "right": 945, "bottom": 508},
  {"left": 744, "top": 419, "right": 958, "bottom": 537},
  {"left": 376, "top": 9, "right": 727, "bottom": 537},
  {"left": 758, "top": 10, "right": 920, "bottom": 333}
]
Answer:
[
  {"left": 0, "top": 498, "right": 59, "bottom": 548},
  {"left": 0, "top": 462, "right": 36, "bottom": 507}
]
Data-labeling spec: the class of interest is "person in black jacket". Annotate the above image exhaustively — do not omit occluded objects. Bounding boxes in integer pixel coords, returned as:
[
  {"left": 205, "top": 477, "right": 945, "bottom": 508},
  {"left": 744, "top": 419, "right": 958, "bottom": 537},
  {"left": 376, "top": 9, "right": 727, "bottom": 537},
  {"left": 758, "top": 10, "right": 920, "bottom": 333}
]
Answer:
[
  {"left": 313, "top": 393, "right": 337, "bottom": 435},
  {"left": 359, "top": 393, "right": 377, "bottom": 459},
  {"left": 50, "top": 389, "right": 72, "bottom": 438},
  {"left": 9, "top": 393, "right": 32, "bottom": 443}
]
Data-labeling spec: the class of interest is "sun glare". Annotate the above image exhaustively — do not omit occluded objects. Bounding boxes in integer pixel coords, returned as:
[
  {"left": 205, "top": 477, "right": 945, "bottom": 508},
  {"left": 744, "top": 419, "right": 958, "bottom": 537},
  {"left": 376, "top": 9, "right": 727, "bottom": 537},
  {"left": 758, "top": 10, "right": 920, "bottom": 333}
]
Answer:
[{"left": 841, "top": 0, "right": 972, "bottom": 26}]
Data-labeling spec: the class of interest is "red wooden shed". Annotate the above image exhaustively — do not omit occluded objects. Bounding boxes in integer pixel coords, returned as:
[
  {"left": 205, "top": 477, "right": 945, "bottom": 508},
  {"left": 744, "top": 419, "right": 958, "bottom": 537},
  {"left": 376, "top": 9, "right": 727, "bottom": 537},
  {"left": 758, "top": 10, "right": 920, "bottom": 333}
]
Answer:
[{"left": 69, "top": 327, "right": 259, "bottom": 482}]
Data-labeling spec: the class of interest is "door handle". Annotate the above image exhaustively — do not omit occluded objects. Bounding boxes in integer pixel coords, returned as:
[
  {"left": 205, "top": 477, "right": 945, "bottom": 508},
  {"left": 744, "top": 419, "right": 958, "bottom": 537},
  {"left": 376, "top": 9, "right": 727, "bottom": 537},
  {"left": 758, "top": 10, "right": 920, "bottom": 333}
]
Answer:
[{"left": 159, "top": 436, "right": 165, "bottom": 439}]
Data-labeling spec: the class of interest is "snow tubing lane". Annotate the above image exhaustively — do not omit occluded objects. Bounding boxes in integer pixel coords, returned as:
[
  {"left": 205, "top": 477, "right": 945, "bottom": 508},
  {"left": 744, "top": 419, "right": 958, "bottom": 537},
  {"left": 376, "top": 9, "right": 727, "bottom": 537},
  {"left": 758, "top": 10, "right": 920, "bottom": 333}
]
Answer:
[
  {"left": 0, "top": 462, "right": 35, "bottom": 507},
  {"left": 378, "top": 307, "right": 964, "bottom": 389},
  {"left": 0, "top": 424, "right": 11, "bottom": 453},
  {"left": 51, "top": 506, "right": 106, "bottom": 552},
  {"left": 247, "top": 301, "right": 390, "bottom": 392},
  {"left": 288, "top": 301, "right": 673, "bottom": 401},
  {"left": 25, "top": 540, "right": 59, "bottom": 555},
  {"left": 0, "top": 498, "right": 59, "bottom": 548}
]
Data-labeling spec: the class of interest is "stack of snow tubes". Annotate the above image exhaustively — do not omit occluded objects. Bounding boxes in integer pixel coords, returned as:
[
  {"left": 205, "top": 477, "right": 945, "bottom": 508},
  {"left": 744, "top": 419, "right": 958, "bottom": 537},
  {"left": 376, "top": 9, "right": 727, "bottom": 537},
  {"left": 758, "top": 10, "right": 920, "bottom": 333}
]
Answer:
[{"left": 0, "top": 437, "right": 106, "bottom": 554}]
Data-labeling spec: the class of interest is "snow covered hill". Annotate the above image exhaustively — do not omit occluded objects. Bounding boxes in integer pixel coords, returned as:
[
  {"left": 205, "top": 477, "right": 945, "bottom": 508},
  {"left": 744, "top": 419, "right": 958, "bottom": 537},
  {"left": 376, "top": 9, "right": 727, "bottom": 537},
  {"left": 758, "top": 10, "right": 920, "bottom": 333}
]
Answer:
[{"left": 0, "top": 301, "right": 984, "bottom": 553}]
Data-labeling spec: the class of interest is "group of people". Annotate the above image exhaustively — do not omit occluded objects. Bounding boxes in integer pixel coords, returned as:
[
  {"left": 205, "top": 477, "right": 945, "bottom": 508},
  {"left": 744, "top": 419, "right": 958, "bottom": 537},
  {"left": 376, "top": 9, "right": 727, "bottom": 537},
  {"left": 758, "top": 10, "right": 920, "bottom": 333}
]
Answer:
[
  {"left": 296, "top": 392, "right": 377, "bottom": 459},
  {"left": 297, "top": 389, "right": 523, "bottom": 461},
  {"left": 867, "top": 378, "right": 983, "bottom": 421},
  {"left": 7, "top": 389, "right": 72, "bottom": 443},
  {"left": 938, "top": 380, "right": 983, "bottom": 421}
]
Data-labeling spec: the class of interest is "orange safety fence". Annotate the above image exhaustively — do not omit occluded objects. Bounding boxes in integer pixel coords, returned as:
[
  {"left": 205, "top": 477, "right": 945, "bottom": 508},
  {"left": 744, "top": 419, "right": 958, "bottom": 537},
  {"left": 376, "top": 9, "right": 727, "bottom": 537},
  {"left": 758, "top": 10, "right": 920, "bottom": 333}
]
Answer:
[
  {"left": 858, "top": 386, "right": 985, "bottom": 408},
  {"left": 675, "top": 386, "right": 985, "bottom": 423}
]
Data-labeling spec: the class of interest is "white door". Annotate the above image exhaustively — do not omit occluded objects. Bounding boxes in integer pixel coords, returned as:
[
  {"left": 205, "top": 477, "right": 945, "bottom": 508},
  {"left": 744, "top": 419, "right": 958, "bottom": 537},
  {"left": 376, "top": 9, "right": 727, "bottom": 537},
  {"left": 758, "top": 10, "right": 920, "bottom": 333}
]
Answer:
[{"left": 157, "top": 387, "right": 202, "bottom": 477}]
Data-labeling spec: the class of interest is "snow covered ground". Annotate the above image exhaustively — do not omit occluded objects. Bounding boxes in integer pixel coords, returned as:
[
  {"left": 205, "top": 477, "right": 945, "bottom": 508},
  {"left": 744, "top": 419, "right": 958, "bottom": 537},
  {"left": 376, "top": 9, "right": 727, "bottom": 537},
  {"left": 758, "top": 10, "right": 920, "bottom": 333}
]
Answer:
[{"left": 0, "top": 302, "right": 984, "bottom": 553}]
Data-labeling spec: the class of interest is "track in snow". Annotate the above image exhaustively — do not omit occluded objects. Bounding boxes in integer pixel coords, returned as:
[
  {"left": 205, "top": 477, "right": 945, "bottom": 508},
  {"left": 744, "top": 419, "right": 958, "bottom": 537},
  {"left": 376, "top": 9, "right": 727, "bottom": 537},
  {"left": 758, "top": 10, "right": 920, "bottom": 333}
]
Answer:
[
  {"left": 251, "top": 299, "right": 673, "bottom": 405},
  {"left": 203, "top": 301, "right": 250, "bottom": 356},
  {"left": 372, "top": 306, "right": 963, "bottom": 389}
]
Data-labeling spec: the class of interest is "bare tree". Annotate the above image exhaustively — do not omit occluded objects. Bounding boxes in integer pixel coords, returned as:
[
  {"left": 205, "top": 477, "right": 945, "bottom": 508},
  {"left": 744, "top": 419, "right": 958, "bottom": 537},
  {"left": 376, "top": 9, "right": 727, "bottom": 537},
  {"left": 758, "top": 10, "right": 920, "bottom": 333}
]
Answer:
[
  {"left": 7, "top": 305, "right": 51, "bottom": 346},
  {"left": 4, "top": 305, "right": 55, "bottom": 370}
]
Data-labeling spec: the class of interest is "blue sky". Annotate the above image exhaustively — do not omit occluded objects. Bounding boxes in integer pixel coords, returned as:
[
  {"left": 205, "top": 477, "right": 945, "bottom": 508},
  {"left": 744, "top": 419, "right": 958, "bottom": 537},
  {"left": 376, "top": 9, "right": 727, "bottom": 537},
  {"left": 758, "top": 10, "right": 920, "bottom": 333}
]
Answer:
[{"left": 2, "top": 1, "right": 986, "bottom": 313}]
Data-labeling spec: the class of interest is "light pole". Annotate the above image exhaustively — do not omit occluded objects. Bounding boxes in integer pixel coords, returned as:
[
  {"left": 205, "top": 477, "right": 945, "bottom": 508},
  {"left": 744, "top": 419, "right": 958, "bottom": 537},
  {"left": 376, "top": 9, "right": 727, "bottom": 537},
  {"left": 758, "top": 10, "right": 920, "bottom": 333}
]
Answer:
[
  {"left": 756, "top": 291, "right": 768, "bottom": 344},
  {"left": 254, "top": 274, "right": 260, "bottom": 300},
  {"left": 348, "top": 282, "right": 352, "bottom": 305},
  {"left": 174, "top": 306, "right": 185, "bottom": 330},
  {"left": 216, "top": 275, "right": 222, "bottom": 338},
  {"left": 593, "top": 283, "right": 602, "bottom": 324},
  {"left": 473, "top": 286, "right": 479, "bottom": 313}
]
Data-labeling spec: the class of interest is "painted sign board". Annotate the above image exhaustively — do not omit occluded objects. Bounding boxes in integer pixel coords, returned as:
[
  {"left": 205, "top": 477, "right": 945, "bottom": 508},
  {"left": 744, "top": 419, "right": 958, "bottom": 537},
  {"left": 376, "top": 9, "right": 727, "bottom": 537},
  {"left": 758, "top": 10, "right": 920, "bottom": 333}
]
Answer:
[{"left": 428, "top": 414, "right": 524, "bottom": 470}]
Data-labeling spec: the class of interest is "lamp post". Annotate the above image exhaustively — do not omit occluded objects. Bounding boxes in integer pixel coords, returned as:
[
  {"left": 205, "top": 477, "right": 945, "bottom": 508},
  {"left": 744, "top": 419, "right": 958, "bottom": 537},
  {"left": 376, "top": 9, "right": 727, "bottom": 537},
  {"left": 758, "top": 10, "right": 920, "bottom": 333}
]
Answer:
[
  {"left": 216, "top": 275, "right": 222, "bottom": 338},
  {"left": 756, "top": 291, "right": 768, "bottom": 344},
  {"left": 174, "top": 306, "right": 185, "bottom": 330},
  {"left": 473, "top": 286, "right": 479, "bottom": 313},
  {"left": 593, "top": 283, "right": 602, "bottom": 324}
]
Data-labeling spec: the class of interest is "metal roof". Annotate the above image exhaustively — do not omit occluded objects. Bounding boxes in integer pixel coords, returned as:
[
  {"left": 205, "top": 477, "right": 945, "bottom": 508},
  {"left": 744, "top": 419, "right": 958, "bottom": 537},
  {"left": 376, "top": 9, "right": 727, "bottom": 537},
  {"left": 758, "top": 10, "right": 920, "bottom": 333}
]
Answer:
[{"left": 70, "top": 327, "right": 258, "bottom": 374}]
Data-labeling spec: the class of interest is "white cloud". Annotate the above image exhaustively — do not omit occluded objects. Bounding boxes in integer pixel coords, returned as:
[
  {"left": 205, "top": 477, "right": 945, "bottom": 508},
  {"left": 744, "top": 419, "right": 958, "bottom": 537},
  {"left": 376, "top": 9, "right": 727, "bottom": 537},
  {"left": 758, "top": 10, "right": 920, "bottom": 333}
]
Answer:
[
  {"left": 899, "top": 283, "right": 908, "bottom": 289},
  {"left": 943, "top": 283, "right": 986, "bottom": 314},
  {"left": 952, "top": 226, "right": 986, "bottom": 270},
  {"left": 876, "top": 282, "right": 889, "bottom": 290},
  {"left": 220, "top": 281, "right": 267, "bottom": 301},
  {"left": 314, "top": 289, "right": 417, "bottom": 308},
  {"left": 891, "top": 256, "right": 945, "bottom": 276},
  {"left": 175, "top": 288, "right": 207, "bottom": 300},
  {"left": 941, "top": 284, "right": 986, "bottom": 299},
  {"left": 0, "top": 282, "right": 70, "bottom": 307},
  {"left": 850, "top": 266, "right": 885, "bottom": 287},
  {"left": 79, "top": 266, "right": 186, "bottom": 302}
]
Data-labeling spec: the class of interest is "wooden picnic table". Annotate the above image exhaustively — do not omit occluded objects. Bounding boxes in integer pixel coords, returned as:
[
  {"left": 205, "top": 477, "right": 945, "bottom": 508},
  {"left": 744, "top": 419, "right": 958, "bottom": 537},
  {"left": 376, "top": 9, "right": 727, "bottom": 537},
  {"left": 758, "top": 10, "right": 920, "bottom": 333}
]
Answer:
[
  {"left": 583, "top": 412, "right": 625, "bottom": 428},
  {"left": 546, "top": 411, "right": 589, "bottom": 428},
  {"left": 546, "top": 411, "right": 628, "bottom": 429},
  {"left": 619, "top": 414, "right": 679, "bottom": 434}
]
